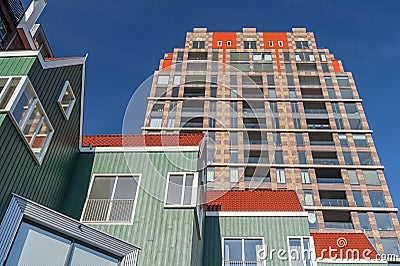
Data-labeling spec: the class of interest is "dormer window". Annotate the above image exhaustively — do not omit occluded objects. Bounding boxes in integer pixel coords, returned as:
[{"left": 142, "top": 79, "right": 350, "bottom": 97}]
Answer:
[
  {"left": 278, "top": 41, "right": 283, "bottom": 47},
  {"left": 269, "top": 41, "right": 274, "bottom": 47},
  {"left": 217, "top": 41, "right": 222, "bottom": 46},
  {"left": 227, "top": 41, "right": 232, "bottom": 47}
]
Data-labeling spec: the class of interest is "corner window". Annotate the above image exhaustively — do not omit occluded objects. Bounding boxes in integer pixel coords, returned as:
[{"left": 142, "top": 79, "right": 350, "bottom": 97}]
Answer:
[
  {"left": 57, "top": 81, "right": 76, "bottom": 120},
  {"left": 353, "top": 134, "right": 368, "bottom": 147},
  {"left": 82, "top": 175, "right": 140, "bottom": 223},
  {"left": 165, "top": 172, "right": 198, "bottom": 207},
  {"left": 0, "top": 76, "right": 54, "bottom": 164},
  {"left": 223, "top": 238, "right": 263, "bottom": 264}
]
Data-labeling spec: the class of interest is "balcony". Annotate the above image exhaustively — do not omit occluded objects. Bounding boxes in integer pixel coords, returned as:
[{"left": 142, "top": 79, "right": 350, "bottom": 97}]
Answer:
[
  {"left": 246, "top": 157, "right": 269, "bottom": 164},
  {"left": 307, "top": 119, "right": 330, "bottom": 130},
  {"left": 313, "top": 151, "right": 338, "bottom": 165},
  {"left": 301, "top": 88, "right": 323, "bottom": 99},
  {"left": 244, "top": 176, "right": 271, "bottom": 183},
  {"left": 323, "top": 210, "right": 353, "bottom": 229},
  {"left": 5, "top": 0, "right": 25, "bottom": 24},
  {"left": 317, "top": 178, "right": 343, "bottom": 184},
  {"left": 313, "top": 158, "right": 338, "bottom": 165},
  {"left": 325, "top": 222, "right": 353, "bottom": 230},
  {"left": 299, "top": 76, "right": 321, "bottom": 86},
  {"left": 244, "top": 167, "right": 270, "bottom": 183},
  {"left": 316, "top": 168, "right": 343, "bottom": 184},
  {"left": 243, "top": 108, "right": 265, "bottom": 118},
  {"left": 309, "top": 132, "right": 334, "bottom": 146},
  {"left": 304, "top": 102, "right": 328, "bottom": 119}
]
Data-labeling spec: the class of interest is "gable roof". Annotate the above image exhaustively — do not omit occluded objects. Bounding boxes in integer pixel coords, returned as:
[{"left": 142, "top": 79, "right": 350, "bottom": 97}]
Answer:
[
  {"left": 206, "top": 190, "right": 303, "bottom": 212},
  {"left": 82, "top": 134, "right": 204, "bottom": 147},
  {"left": 311, "top": 233, "right": 378, "bottom": 260}
]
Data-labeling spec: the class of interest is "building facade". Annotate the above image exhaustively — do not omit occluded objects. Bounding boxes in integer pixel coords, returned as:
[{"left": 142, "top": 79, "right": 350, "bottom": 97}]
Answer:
[{"left": 142, "top": 27, "right": 400, "bottom": 258}]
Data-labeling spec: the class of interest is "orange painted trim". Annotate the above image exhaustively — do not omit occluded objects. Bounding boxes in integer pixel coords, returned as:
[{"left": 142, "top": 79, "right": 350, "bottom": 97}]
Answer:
[
  {"left": 212, "top": 32, "right": 237, "bottom": 49},
  {"left": 162, "top": 53, "right": 173, "bottom": 70},
  {"left": 263, "top": 32, "right": 289, "bottom": 49},
  {"left": 332, "top": 60, "right": 341, "bottom": 72},
  {"left": 275, "top": 49, "right": 281, "bottom": 72}
]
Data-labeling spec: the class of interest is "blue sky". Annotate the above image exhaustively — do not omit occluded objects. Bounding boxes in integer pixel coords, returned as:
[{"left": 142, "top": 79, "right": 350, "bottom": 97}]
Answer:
[{"left": 37, "top": 1, "right": 400, "bottom": 206}]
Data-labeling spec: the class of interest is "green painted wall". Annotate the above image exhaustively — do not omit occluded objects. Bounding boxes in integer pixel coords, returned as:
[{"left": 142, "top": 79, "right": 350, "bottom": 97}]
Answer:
[
  {"left": 63, "top": 151, "right": 203, "bottom": 266},
  {"left": 203, "top": 216, "right": 310, "bottom": 266},
  {"left": 0, "top": 57, "right": 83, "bottom": 218}
]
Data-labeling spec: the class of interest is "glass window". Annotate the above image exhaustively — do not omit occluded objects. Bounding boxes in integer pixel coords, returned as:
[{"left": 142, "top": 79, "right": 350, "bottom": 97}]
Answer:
[
  {"left": 338, "top": 134, "right": 348, "bottom": 146},
  {"left": 344, "top": 103, "right": 358, "bottom": 114},
  {"left": 381, "top": 238, "right": 400, "bottom": 257},
  {"left": 192, "top": 41, "right": 205, "bottom": 49},
  {"left": 207, "top": 167, "right": 215, "bottom": 182},
  {"left": 82, "top": 175, "right": 139, "bottom": 222},
  {"left": 358, "top": 152, "right": 374, "bottom": 165},
  {"left": 353, "top": 134, "right": 368, "bottom": 147},
  {"left": 275, "top": 151, "right": 284, "bottom": 164},
  {"left": 230, "top": 150, "right": 238, "bottom": 163},
  {"left": 57, "top": 81, "right": 76, "bottom": 120},
  {"left": 5, "top": 222, "right": 119, "bottom": 266},
  {"left": 301, "top": 169, "right": 311, "bottom": 184},
  {"left": 230, "top": 132, "right": 238, "bottom": 146},
  {"left": 254, "top": 63, "right": 273, "bottom": 72},
  {"left": 177, "top": 52, "right": 184, "bottom": 61},
  {"left": 288, "top": 237, "right": 314, "bottom": 266},
  {"left": 272, "top": 117, "right": 280, "bottom": 129},
  {"left": 209, "top": 118, "right": 216, "bottom": 128},
  {"left": 331, "top": 102, "right": 340, "bottom": 114},
  {"left": 230, "top": 52, "right": 249, "bottom": 61},
  {"left": 343, "top": 152, "right": 354, "bottom": 165},
  {"left": 375, "top": 213, "right": 394, "bottom": 230},
  {"left": 289, "top": 88, "right": 297, "bottom": 99},
  {"left": 230, "top": 168, "right": 239, "bottom": 183},
  {"left": 298, "top": 151, "right": 307, "bottom": 164},
  {"left": 287, "top": 75, "right": 295, "bottom": 86},
  {"left": 273, "top": 133, "right": 282, "bottom": 146},
  {"left": 230, "top": 87, "right": 238, "bottom": 98},
  {"left": 173, "top": 75, "right": 181, "bottom": 85},
  {"left": 340, "top": 88, "right": 354, "bottom": 99},
  {"left": 252, "top": 52, "right": 272, "bottom": 61},
  {"left": 149, "top": 117, "right": 162, "bottom": 127},
  {"left": 349, "top": 118, "right": 363, "bottom": 130},
  {"left": 337, "top": 76, "right": 350, "bottom": 86},
  {"left": 223, "top": 238, "right": 263, "bottom": 264},
  {"left": 304, "top": 190, "right": 314, "bottom": 206},
  {"left": 210, "top": 87, "right": 217, "bottom": 97},
  {"left": 284, "top": 52, "right": 291, "bottom": 61},
  {"left": 327, "top": 88, "right": 336, "bottom": 99},
  {"left": 267, "top": 75, "right": 275, "bottom": 86},
  {"left": 165, "top": 173, "right": 197, "bottom": 206},
  {"left": 244, "top": 41, "right": 257, "bottom": 49},
  {"left": 268, "top": 88, "right": 276, "bottom": 98},
  {"left": 324, "top": 76, "right": 333, "bottom": 86},
  {"left": 276, "top": 168, "right": 286, "bottom": 184},
  {"left": 295, "top": 133, "right": 305, "bottom": 146},
  {"left": 291, "top": 102, "right": 299, "bottom": 113},
  {"left": 363, "top": 170, "right": 381, "bottom": 185},
  {"left": 335, "top": 118, "right": 344, "bottom": 130},
  {"left": 319, "top": 52, "right": 327, "bottom": 62},
  {"left": 285, "top": 63, "right": 293, "bottom": 73},
  {"left": 157, "top": 75, "right": 169, "bottom": 84},
  {"left": 270, "top": 102, "right": 278, "bottom": 113},
  {"left": 295, "top": 41, "right": 310, "bottom": 49},
  {"left": 353, "top": 191, "right": 365, "bottom": 207},
  {"left": 321, "top": 63, "right": 330, "bottom": 72},
  {"left": 348, "top": 170, "right": 359, "bottom": 185},
  {"left": 358, "top": 212, "right": 371, "bottom": 230},
  {"left": 212, "top": 52, "right": 219, "bottom": 61},
  {"left": 368, "top": 191, "right": 387, "bottom": 208},
  {"left": 230, "top": 63, "right": 250, "bottom": 72}
]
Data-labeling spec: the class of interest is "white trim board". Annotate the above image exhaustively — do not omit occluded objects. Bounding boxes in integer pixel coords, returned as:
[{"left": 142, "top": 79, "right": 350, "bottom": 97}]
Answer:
[
  {"left": 80, "top": 146, "right": 200, "bottom": 153},
  {"left": 206, "top": 211, "right": 308, "bottom": 217}
]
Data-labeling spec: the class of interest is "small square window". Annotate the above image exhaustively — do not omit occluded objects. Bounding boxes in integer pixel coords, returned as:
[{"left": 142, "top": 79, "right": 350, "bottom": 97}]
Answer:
[
  {"left": 165, "top": 172, "right": 198, "bottom": 207},
  {"left": 227, "top": 41, "right": 232, "bottom": 47},
  {"left": 57, "top": 81, "right": 76, "bottom": 120},
  {"left": 217, "top": 41, "right": 222, "bottom": 47}
]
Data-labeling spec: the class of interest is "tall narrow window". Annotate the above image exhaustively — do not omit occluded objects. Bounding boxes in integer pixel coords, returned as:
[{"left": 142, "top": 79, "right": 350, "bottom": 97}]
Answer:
[
  {"left": 57, "top": 81, "right": 76, "bottom": 120},
  {"left": 276, "top": 168, "right": 286, "bottom": 184},
  {"left": 223, "top": 238, "right": 263, "bottom": 264},
  {"left": 230, "top": 149, "right": 238, "bottom": 163},
  {"left": 275, "top": 151, "right": 284, "bottom": 164},
  {"left": 230, "top": 168, "right": 239, "bottom": 183},
  {"left": 301, "top": 169, "right": 311, "bottom": 184},
  {"left": 358, "top": 212, "right": 371, "bottom": 230},
  {"left": 295, "top": 133, "right": 305, "bottom": 146},
  {"left": 348, "top": 170, "right": 359, "bottom": 185},
  {"left": 353, "top": 191, "right": 365, "bottom": 207},
  {"left": 192, "top": 41, "right": 205, "bottom": 49},
  {"left": 288, "top": 237, "right": 314, "bottom": 266},
  {"left": 343, "top": 152, "right": 354, "bottom": 165},
  {"left": 304, "top": 190, "right": 314, "bottom": 206},
  {"left": 165, "top": 173, "right": 198, "bottom": 207},
  {"left": 338, "top": 134, "right": 348, "bottom": 146},
  {"left": 298, "top": 151, "right": 307, "bottom": 164},
  {"left": 82, "top": 175, "right": 140, "bottom": 223},
  {"left": 207, "top": 167, "right": 215, "bottom": 182}
]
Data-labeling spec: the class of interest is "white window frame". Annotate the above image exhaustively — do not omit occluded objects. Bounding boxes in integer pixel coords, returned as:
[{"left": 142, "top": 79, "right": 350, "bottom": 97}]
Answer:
[
  {"left": 57, "top": 80, "right": 76, "bottom": 120},
  {"left": 221, "top": 237, "right": 266, "bottom": 266},
  {"left": 80, "top": 174, "right": 141, "bottom": 225},
  {"left": 227, "top": 41, "right": 232, "bottom": 47},
  {"left": 156, "top": 75, "right": 169, "bottom": 85},
  {"left": 278, "top": 40, "right": 283, "bottom": 47},
  {"left": 0, "top": 76, "right": 54, "bottom": 164},
  {"left": 269, "top": 40, "right": 274, "bottom": 47},
  {"left": 164, "top": 172, "right": 199, "bottom": 208},
  {"left": 217, "top": 40, "right": 223, "bottom": 47},
  {"left": 287, "top": 236, "right": 316, "bottom": 266},
  {"left": 276, "top": 168, "right": 286, "bottom": 184}
]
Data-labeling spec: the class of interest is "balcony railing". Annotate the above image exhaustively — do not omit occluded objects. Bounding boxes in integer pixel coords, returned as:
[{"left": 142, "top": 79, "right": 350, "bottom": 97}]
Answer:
[
  {"left": 6, "top": 0, "right": 25, "bottom": 24},
  {"left": 223, "top": 261, "right": 263, "bottom": 266},
  {"left": 304, "top": 109, "right": 327, "bottom": 114},
  {"left": 244, "top": 139, "right": 268, "bottom": 145},
  {"left": 321, "top": 199, "right": 349, "bottom": 207},
  {"left": 244, "top": 123, "right": 266, "bottom": 129},
  {"left": 82, "top": 199, "right": 135, "bottom": 223},
  {"left": 325, "top": 222, "right": 353, "bottom": 229},
  {"left": 302, "top": 95, "right": 324, "bottom": 99},
  {"left": 313, "top": 158, "right": 339, "bottom": 165},
  {"left": 182, "top": 123, "right": 203, "bottom": 128},
  {"left": 183, "top": 93, "right": 205, "bottom": 98},
  {"left": 244, "top": 176, "right": 271, "bottom": 183},
  {"left": 317, "top": 177, "right": 343, "bottom": 184},
  {"left": 307, "top": 124, "right": 331, "bottom": 130},
  {"left": 310, "top": 141, "right": 334, "bottom": 146},
  {"left": 242, "top": 93, "right": 264, "bottom": 99},
  {"left": 246, "top": 157, "right": 269, "bottom": 164}
]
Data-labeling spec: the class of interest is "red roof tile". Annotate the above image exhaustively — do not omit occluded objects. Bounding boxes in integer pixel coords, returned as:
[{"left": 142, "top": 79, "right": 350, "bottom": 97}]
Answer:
[
  {"left": 82, "top": 134, "right": 204, "bottom": 147},
  {"left": 311, "top": 233, "right": 378, "bottom": 260},
  {"left": 206, "top": 190, "right": 302, "bottom": 212}
]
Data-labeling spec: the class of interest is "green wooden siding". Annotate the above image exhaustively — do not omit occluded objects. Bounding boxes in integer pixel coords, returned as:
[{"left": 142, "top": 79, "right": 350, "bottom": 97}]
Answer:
[
  {"left": 63, "top": 151, "right": 203, "bottom": 266},
  {"left": 203, "top": 216, "right": 310, "bottom": 266},
  {"left": 0, "top": 57, "right": 83, "bottom": 219}
]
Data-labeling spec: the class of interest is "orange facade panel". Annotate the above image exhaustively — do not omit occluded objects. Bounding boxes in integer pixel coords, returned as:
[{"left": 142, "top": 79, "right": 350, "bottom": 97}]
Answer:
[
  {"left": 161, "top": 53, "right": 173, "bottom": 70},
  {"left": 262, "top": 32, "right": 289, "bottom": 49},
  {"left": 332, "top": 60, "right": 342, "bottom": 72},
  {"left": 212, "top": 32, "right": 237, "bottom": 49}
]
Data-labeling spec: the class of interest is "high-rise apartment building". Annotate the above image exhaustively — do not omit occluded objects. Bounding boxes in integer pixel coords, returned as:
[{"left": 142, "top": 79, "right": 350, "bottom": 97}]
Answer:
[{"left": 143, "top": 27, "right": 400, "bottom": 257}]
